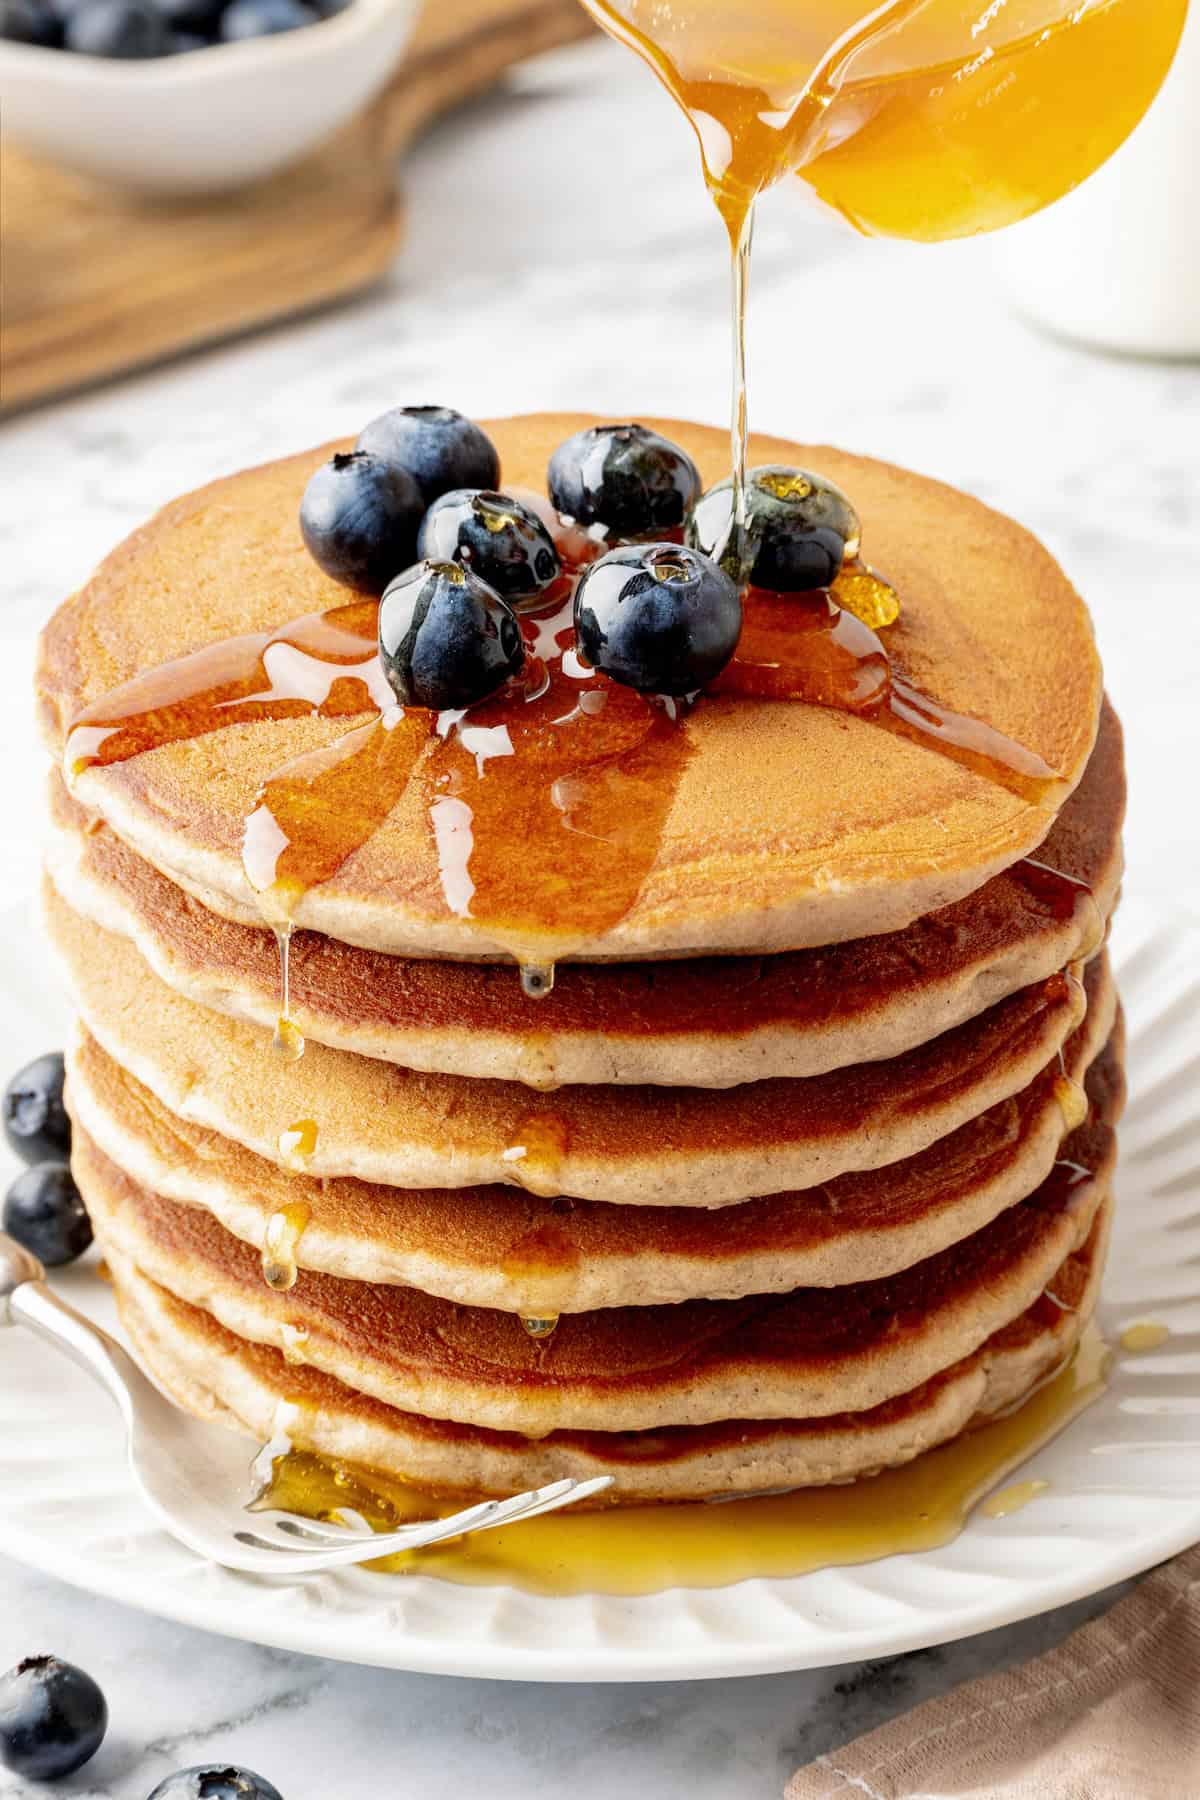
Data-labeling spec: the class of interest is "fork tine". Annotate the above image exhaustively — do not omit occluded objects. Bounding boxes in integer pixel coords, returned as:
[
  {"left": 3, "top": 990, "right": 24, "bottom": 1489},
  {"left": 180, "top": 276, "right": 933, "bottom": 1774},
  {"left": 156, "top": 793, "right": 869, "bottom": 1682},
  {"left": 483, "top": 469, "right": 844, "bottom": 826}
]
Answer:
[
  {"left": 252, "top": 1510, "right": 375, "bottom": 1545},
  {"left": 227, "top": 1475, "right": 615, "bottom": 1575},
  {"left": 358, "top": 1475, "right": 613, "bottom": 1557}
]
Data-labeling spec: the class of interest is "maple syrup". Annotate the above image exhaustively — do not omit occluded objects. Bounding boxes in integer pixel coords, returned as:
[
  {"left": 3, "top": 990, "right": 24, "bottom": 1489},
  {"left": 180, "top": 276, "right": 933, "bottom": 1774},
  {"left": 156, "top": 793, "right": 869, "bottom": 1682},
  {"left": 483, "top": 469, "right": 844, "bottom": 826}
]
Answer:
[
  {"left": 277, "top": 1118, "right": 319, "bottom": 1172},
  {"left": 65, "top": 459, "right": 1079, "bottom": 1019},
  {"left": 501, "top": 1113, "right": 571, "bottom": 1197},
  {"left": 580, "top": 0, "right": 1184, "bottom": 599},
  {"left": 1013, "top": 858, "right": 1107, "bottom": 962},
  {"left": 578, "top": 0, "right": 1186, "bottom": 243},
  {"left": 981, "top": 1477, "right": 1050, "bottom": 1519},
  {"left": 261, "top": 1201, "right": 311, "bottom": 1292},
  {"left": 252, "top": 1322, "right": 1109, "bottom": 1596},
  {"left": 1120, "top": 1321, "right": 1170, "bottom": 1354},
  {"left": 270, "top": 927, "right": 305, "bottom": 1063},
  {"left": 519, "top": 1314, "right": 562, "bottom": 1340},
  {"left": 1052, "top": 1052, "right": 1089, "bottom": 1134},
  {"left": 280, "top": 1323, "right": 311, "bottom": 1365}
]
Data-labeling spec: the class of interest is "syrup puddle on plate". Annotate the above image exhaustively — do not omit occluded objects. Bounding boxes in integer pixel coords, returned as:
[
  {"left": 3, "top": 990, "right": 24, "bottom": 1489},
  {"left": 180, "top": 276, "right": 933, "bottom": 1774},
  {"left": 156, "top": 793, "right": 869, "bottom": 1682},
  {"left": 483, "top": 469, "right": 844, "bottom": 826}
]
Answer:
[{"left": 252, "top": 1325, "right": 1109, "bottom": 1596}]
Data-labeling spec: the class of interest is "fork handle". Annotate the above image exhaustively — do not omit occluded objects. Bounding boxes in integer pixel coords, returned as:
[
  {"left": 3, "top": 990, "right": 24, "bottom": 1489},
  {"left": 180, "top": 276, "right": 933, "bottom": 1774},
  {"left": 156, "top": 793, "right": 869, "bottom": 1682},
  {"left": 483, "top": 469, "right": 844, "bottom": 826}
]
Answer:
[{"left": 0, "top": 1231, "right": 138, "bottom": 1426}]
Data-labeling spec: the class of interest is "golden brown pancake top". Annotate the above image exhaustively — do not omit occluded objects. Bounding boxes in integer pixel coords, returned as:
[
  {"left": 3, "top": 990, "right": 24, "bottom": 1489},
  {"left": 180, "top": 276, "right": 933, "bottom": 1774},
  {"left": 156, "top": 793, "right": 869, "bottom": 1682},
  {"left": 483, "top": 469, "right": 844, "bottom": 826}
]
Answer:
[{"left": 38, "top": 415, "right": 1103, "bottom": 960}]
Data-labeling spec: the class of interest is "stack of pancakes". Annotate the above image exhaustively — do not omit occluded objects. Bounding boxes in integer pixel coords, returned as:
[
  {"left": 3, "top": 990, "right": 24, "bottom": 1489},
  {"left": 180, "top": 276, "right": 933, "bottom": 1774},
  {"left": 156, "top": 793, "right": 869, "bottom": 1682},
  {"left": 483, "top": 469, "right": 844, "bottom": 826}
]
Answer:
[{"left": 36, "top": 415, "right": 1124, "bottom": 1504}]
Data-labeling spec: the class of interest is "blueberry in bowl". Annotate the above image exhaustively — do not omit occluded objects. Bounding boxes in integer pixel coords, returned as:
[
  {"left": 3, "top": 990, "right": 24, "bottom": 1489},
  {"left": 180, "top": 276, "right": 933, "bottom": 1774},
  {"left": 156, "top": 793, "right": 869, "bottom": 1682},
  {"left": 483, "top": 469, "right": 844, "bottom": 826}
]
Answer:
[
  {"left": 573, "top": 542, "right": 741, "bottom": 696},
  {"left": 299, "top": 450, "right": 424, "bottom": 595},
  {"left": 357, "top": 406, "right": 500, "bottom": 506},
  {"left": 65, "top": 0, "right": 169, "bottom": 55},
  {"left": 146, "top": 1767, "right": 283, "bottom": 1799},
  {"left": 688, "top": 466, "right": 861, "bottom": 592},
  {"left": 417, "top": 489, "right": 561, "bottom": 606},
  {"left": 4, "top": 1164, "right": 93, "bottom": 1267},
  {"left": 220, "top": 0, "right": 318, "bottom": 40},
  {"left": 0, "top": 1655, "right": 107, "bottom": 1781},
  {"left": 547, "top": 423, "right": 701, "bottom": 541},
  {"left": 0, "top": 0, "right": 60, "bottom": 44},
  {"left": 3, "top": 1050, "right": 70, "bottom": 1164},
  {"left": 379, "top": 560, "right": 525, "bottom": 712}
]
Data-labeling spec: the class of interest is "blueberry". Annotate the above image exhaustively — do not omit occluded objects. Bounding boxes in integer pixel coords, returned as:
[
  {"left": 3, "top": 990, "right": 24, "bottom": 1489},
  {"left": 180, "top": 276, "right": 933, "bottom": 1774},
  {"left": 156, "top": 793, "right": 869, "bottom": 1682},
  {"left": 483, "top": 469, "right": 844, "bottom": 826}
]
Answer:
[
  {"left": 148, "top": 0, "right": 221, "bottom": 31},
  {"left": 417, "top": 489, "right": 561, "bottom": 606},
  {"left": 4, "top": 1052, "right": 69, "bottom": 1165},
  {"left": 219, "top": 0, "right": 316, "bottom": 38},
  {"left": 0, "top": 1656, "right": 107, "bottom": 1782},
  {"left": 547, "top": 424, "right": 701, "bottom": 541},
  {"left": 688, "top": 466, "right": 861, "bottom": 593},
  {"left": 379, "top": 560, "right": 523, "bottom": 712},
  {"left": 4, "top": 1164, "right": 92, "bottom": 1267},
  {"left": 0, "top": 0, "right": 60, "bottom": 42},
  {"left": 146, "top": 1768, "right": 283, "bottom": 1800},
  {"left": 356, "top": 406, "right": 500, "bottom": 507},
  {"left": 166, "top": 24, "right": 205, "bottom": 44},
  {"left": 573, "top": 542, "right": 741, "bottom": 696},
  {"left": 66, "top": 0, "right": 169, "bottom": 53},
  {"left": 299, "top": 451, "right": 424, "bottom": 595}
]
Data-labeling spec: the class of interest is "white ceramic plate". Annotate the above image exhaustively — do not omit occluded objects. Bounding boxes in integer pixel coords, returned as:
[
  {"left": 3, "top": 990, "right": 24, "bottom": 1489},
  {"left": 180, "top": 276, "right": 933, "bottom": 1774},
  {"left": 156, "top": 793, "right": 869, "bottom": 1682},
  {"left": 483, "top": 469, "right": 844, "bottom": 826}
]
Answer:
[{"left": 1, "top": 900, "right": 1197, "bottom": 1682}]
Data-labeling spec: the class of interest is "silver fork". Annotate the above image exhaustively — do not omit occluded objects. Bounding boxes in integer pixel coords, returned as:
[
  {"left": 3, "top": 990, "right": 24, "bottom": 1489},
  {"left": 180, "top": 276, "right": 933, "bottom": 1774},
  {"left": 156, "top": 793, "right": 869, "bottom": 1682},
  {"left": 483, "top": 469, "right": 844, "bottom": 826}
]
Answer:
[{"left": 0, "top": 1232, "right": 611, "bottom": 1574}]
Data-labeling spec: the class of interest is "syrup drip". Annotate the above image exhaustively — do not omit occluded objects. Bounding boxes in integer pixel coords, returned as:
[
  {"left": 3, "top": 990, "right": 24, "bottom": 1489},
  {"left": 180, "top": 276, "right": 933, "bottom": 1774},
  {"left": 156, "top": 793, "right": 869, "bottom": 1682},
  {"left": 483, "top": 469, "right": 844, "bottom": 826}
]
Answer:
[
  {"left": 1013, "top": 858, "right": 1107, "bottom": 962},
  {"left": 280, "top": 1323, "right": 311, "bottom": 1366},
  {"left": 278, "top": 1118, "right": 319, "bottom": 1171},
  {"left": 1052, "top": 1054, "right": 1090, "bottom": 1135},
  {"left": 981, "top": 1478, "right": 1050, "bottom": 1520},
  {"left": 520, "top": 965, "right": 557, "bottom": 1001},
  {"left": 519, "top": 1314, "right": 561, "bottom": 1340},
  {"left": 501, "top": 1114, "right": 570, "bottom": 1198},
  {"left": 270, "top": 927, "right": 305, "bottom": 1063},
  {"left": 252, "top": 1324, "right": 1109, "bottom": 1596},
  {"left": 261, "top": 1201, "right": 311, "bottom": 1292},
  {"left": 1120, "top": 1322, "right": 1171, "bottom": 1355}
]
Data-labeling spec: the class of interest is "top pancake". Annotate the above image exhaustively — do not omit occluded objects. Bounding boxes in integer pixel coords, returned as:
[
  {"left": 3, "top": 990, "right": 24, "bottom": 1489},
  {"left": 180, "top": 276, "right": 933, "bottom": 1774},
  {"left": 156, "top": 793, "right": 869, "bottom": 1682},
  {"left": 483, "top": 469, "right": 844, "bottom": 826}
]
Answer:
[
  {"left": 45, "top": 698, "right": 1124, "bottom": 1088},
  {"left": 37, "top": 414, "right": 1102, "bottom": 961}
]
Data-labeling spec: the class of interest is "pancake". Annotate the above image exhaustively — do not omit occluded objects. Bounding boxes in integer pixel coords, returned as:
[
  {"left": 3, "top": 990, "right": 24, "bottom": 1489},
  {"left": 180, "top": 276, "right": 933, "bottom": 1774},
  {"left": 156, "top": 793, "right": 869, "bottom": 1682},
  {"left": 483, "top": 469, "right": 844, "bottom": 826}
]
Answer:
[
  {"left": 77, "top": 1068, "right": 1118, "bottom": 1435},
  {"left": 44, "top": 698, "right": 1124, "bottom": 1089},
  {"left": 46, "top": 875, "right": 1103, "bottom": 1206},
  {"left": 38, "top": 415, "right": 1103, "bottom": 964},
  {"left": 107, "top": 1205, "right": 1109, "bottom": 1500},
  {"left": 65, "top": 1002, "right": 1121, "bottom": 1310}
]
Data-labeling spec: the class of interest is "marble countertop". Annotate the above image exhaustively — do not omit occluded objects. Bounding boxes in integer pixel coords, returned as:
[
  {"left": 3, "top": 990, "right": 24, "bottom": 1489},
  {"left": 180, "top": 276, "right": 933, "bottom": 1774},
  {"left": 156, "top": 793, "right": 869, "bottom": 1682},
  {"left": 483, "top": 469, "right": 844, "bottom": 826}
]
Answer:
[{"left": 2, "top": 36, "right": 1198, "bottom": 1800}]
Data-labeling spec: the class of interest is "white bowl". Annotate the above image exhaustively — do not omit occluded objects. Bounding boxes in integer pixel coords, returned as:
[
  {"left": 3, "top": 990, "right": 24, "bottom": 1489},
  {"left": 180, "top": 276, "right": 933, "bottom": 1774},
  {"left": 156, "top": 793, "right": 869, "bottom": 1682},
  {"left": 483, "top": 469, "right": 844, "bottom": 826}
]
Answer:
[{"left": 0, "top": 0, "right": 419, "bottom": 194}]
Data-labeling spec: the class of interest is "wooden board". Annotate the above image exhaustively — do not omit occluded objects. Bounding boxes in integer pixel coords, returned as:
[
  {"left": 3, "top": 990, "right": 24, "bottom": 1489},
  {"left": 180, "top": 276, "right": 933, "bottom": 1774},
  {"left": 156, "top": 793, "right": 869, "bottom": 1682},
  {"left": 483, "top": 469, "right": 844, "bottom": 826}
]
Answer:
[{"left": 0, "top": 0, "right": 592, "bottom": 415}]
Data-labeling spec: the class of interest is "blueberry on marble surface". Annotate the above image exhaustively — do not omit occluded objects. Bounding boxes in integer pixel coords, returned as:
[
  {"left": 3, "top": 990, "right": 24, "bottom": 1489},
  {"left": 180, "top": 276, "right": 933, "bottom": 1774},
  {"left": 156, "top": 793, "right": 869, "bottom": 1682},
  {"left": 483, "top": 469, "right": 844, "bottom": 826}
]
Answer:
[
  {"left": 219, "top": 0, "right": 317, "bottom": 39},
  {"left": 3, "top": 1164, "right": 93, "bottom": 1267},
  {"left": 356, "top": 406, "right": 500, "bottom": 506},
  {"left": 299, "top": 450, "right": 424, "bottom": 595},
  {"left": 688, "top": 466, "right": 861, "bottom": 592},
  {"left": 3, "top": 1051, "right": 69, "bottom": 1165},
  {"left": 573, "top": 542, "right": 741, "bottom": 696},
  {"left": 379, "top": 560, "right": 524, "bottom": 712},
  {"left": 65, "top": 0, "right": 169, "bottom": 53},
  {"left": 146, "top": 1768, "right": 284, "bottom": 1800},
  {"left": 0, "top": 1656, "right": 107, "bottom": 1781},
  {"left": 547, "top": 424, "right": 701, "bottom": 540},
  {"left": 417, "top": 489, "right": 561, "bottom": 605}
]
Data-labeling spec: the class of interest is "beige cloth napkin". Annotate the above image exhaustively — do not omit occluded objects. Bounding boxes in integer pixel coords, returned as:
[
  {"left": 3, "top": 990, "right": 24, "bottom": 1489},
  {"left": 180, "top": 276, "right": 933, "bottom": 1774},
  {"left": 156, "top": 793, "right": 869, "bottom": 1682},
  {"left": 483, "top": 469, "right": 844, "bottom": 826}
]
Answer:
[{"left": 787, "top": 1546, "right": 1200, "bottom": 1799}]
